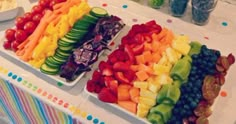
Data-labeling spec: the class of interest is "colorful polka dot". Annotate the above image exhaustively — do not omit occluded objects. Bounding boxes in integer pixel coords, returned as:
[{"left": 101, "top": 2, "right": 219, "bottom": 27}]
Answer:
[
  {"left": 12, "top": 75, "right": 17, "bottom": 79},
  {"left": 204, "top": 36, "right": 209, "bottom": 40},
  {"left": 81, "top": 112, "right": 87, "bottom": 118},
  {"left": 100, "top": 122, "right": 105, "bottom": 124},
  {"left": 132, "top": 18, "right": 138, "bottom": 22},
  {"left": 23, "top": 80, "right": 28, "bottom": 85},
  {"left": 167, "top": 19, "right": 173, "bottom": 23},
  {"left": 33, "top": 86, "right": 38, "bottom": 91},
  {"left": 37, "top": 88, "right": 42, "bottom": 93},
  {"left": 8, "top": 72, "right": 13, "bottom": 77},
  {"left": 87, "top": 115, "right": 93, "bottom": 121},
  {"left": 28, "top": 83, "right": 32, "bottom": 88},
  {"left": 42, "top": 91, "right": 47, "bottom": 96},
  {"left": 75, "top": 109, "right": 81, "bottom": 115},
  {"left": 102, "top": 3, "right": 107, "bottom": 7},
  {"left": 53, "top": 97, "right": 58, "bottom": 102},
  {"left": 220, "top": 91, "right": 227, "bottom": 97},
  {"left": 58, "top": 100, "right": 64, "bottom": 105},
  {"left": 93, "top": 118, "right": 99, "bottom": 124},
  {"left": 64, "top": 103, "right": 69, "bottom": 108},
  {"left": 48, "top": 94, "right": 53, "bottom": 99},
  {"left": 222, "top": 22, "right": 228, "bottom": 26},
  {"left": 57, "top": 82, "right": 63, "bottom": 87},
  {"left": 17, "top": 77, "right": 22, "bottom": 82},
  {"left": 122, "top": 4, "right": 128, "bottom": 9}
]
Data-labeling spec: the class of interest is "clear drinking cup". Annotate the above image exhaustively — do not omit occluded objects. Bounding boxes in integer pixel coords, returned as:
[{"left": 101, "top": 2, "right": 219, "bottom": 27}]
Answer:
[{"left": 191, "top": 0, "right": 218, "bottom": 25}]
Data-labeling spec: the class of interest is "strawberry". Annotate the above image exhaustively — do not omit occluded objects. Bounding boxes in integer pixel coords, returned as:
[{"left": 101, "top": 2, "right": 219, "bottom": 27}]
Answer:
[
  {"left": 114, "top": 72, "right": 130, "bottom": 84},
  {"left": 124, "top": 45, "right": 135, "bottom": 64},
  {"left": 98, "top": 88, "right": 117, "bottom": 103},
  {"left": 98, "top": 61, "right": 107, "bottom": 71},
  {"left": 113, "top": 61, "right": 130, "bottom": 72},
  {"left": 94, "top": 85, "right": 103, "bottom": 93},
  {"left": 132, "top": 44, "right": 144, "bottom": 55},
  {"left": 124, "top": 70, "right": 136, "bottom": 82},
  {"left": 104, "top": 76, "right": 115, "bottom": 87},
  {"left": 102, "top": 68, "right": 113, "bottom": 76},
  {"left": 92, "top": 70, "right": 102, "bottom": 81},
  {"left": 86, "top": 80, "right": 96, "bottom": 92},
  {"left": 98, "top": 76, "right": 105, "bottom": 87},
  {"left": 109, "top": 80, "right": 118, "bottom": 95}
]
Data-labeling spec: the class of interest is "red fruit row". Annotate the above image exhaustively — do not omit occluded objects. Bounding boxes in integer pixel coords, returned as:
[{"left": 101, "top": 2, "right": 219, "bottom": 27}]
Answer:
[
  {"left": 3, "top": 0, "right": 66, "bottom": 51},
  {"left": 86, "top": 20, "right": 163, "bottom": 103}
]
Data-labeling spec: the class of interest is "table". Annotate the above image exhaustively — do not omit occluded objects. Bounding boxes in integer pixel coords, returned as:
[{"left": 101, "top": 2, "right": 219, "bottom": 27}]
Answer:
[{"left": 0, "top": 0, "right": 236, "bottom": 124}]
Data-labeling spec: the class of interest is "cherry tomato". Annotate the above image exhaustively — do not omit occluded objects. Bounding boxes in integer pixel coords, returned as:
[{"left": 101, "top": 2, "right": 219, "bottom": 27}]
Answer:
[
  {"left": 24, "top": 21, "right": 36, "bottom": 34},
  {"left": 5, "top": 29, "right": 16, "bottom": 41},
  {"left": 15, "top": 30, "right": 27, "bottom": 43},
  {"left": 11, "top": 41, "right": 20, "bottom": 52},
  {"left": 23, "top": 12, "right": 33, "bottom": 21},
  {"left": 31, "top": 5, "right": 43, "bottom": 15},
  {"left": 32, "top": 13, "right": 43, "bottom": 25},
  {"left": 49, "top": 0, "right": 57, "bottom": 9},
  {"left": 15, "top": 17, "right": 26, "bottom": 29},
  {"left": 39, "top": 0, "right": 50, "bottom": 7},
  {"left": 3, "top": 41, "right": 12, "bottom": 50}
]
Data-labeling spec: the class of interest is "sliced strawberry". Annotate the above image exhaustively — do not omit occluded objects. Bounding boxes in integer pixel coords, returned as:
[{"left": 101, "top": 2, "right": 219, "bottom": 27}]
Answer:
[
  {"left": 115, "top": 72, "right": 130, "bottom": 84},
  {"left": 132, "top": 44, "right": 144, "bottom": 55},
  {"left": 113, "top": 61, "right": 130, "bottom": 72},
  {"left": 98, "top": 61, "right": 108, "bottom": 71},
  {"left": 94, "top": 85, "right": 103, "bottom": 93},
  {"left": 124, "top": 45, "right": 135, "bottom": 64},
  {"left": 102, "top": 68, "right": 113, "bottom": 76},
  {"left": 98, "top": 76, "right": 105, "bottom": 87},
  {"left": 98, "top": 88, "right": 117, "bottom": 103},
  {"left": 92, "top": 70, "right": 102, "bottom": 81},
  {"left": 109, "top": 80, "right": 118, "bottom": 95},
  {"left": 86, "top": 80, "right": 96, "bottom": 92},
  {"left": 104, "top": 76, "right": 115, "bottom": 87},
  {"left": 124, "top": 70, "right": 136, "bottom": 82}
]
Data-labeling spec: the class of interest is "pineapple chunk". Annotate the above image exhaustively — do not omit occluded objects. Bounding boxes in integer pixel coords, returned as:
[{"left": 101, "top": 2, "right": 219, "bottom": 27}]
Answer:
[
  {"left": 148, "top": 79, "right": 162, "bottom": 93},
  {"left": 140, "top": 89, "right": 157, "bottom": 99},
  {"left": 138, "top": 103, "right": 152, "bottom": 110},
  {"left": 156, "top": 74, "right": 173, "bottom": 85},
  {"left": 153, "top": 64, "right": 171, "bottom": 75},
  {"left": 133, "top": 81, "right": 148, "bottom": 89},
  {"left": 137, "top": 107, "right": 149, "bottom": 118},
  {"left": 139, "top": 97, "right": 156, "bottom": 107},
  {"left": 172, "top": 42, "right": 191, "bottom": 55},
  {"left": 158, "top": 53, "right": 169, "bottom": 65},
  {"left": 166, "top": 47, "right": 179, "bottom": 64},
  {"left": 174, "top": 35, "right": 189, "bottom": 44}
]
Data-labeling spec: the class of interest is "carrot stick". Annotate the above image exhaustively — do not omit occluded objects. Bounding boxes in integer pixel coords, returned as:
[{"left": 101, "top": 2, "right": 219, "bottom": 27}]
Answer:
[{"left": 52, "top": 2, "right": 66, "bottom": 10}]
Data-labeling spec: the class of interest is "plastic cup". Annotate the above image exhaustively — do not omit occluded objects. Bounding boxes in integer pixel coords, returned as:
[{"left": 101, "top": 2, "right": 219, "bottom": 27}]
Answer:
[
  {"left": 191, "top": 0, "right": 218, "bottom": 25},
  {"left": 148, "top": 0, "right": 165, "bottom": 9},
  {"left": 169, "top": 0, "right": 189, "bottom": 17}
]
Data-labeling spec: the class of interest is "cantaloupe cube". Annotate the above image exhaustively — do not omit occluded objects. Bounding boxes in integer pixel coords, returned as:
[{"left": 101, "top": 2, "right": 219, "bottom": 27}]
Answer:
[
  {"left": 129, "top": 87, "right": 140, "bottom": 103},
  {"left": 118, "top": 86, "right": 131, "bottom": 101},
  {"left": 118, "top": 101, "right": 137, "bottom": 114},
  {"left": 136, "top": 70, "right": 149, "bottom": 81}
]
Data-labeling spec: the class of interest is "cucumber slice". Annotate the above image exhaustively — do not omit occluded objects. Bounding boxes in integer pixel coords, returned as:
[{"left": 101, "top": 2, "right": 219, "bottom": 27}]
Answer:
[
  {"left": 60, "top": 37, "right": 77, "bottom": 44},
  {"left": 73, "top": 20, "right": 91, "bottom": 30},
  {"left": 45, "top": 59, "right": 61, "bottom": 68},
  {"left": 83, "top": 14, "right": 99, "bottom": 24},
  {"left": 56, "top": 49, "right": 72, "bottom": 57},
  {"left": 54, "top": 52, "right": 69, "bottom": 60},
  {"left": 47, "top": 56, "right": 62, "bottom": 65},
  {"left": 40, "top": 64, "right": 59, "bottom": 75},
  {"left": 90, "top": 7, "right": 108, "bottom": 18},
  {"left": 64, "top": 34, "right": 81, "bottom": 41},
  {"left": 52, "top": 55, "right": 67, "bottom": 64},
  {"left": 58, "top": 45, "right": 74, "bottom": 52},
  {"left": 58, "top": 39, "right": 74, "bottom": 47}
]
